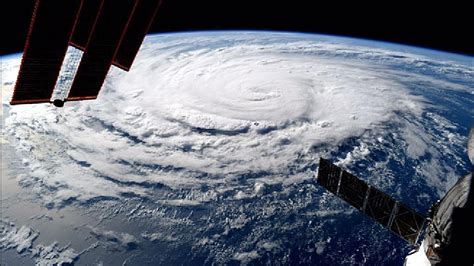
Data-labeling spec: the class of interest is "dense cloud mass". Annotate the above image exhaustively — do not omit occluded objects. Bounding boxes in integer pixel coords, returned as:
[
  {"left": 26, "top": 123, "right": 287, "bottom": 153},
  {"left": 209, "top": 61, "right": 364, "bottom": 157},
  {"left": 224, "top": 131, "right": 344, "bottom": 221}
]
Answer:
[{"left": 2, "top": 32, "right": 473, "bottom": 264}]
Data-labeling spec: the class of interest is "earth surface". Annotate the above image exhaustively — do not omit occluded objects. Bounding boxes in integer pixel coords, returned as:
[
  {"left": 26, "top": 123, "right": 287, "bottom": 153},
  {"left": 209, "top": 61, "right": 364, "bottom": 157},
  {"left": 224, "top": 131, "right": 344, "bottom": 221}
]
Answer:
[{"left": 1, "top": 31, "right": 473, "bottom": 265}]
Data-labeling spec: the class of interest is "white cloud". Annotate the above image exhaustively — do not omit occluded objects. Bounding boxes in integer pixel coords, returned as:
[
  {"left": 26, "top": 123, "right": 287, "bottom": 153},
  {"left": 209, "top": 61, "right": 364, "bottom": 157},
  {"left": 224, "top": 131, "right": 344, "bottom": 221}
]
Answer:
[
  {"left": 0, "top": 220, "right": 38, "bottom": 253},
  {"left": 31, "top": 242, "right": 79, "bottom": 266},
  {"left": 2, "top": 31, "right": 472, "bottom": 209},
  {"left": 88, "top": 226, "right": 139, "bottom": 251},
  {"left": 0, "top": 219, "right": 79, "bottom": 265},
  {"left": 233, "top": 250, "right": 261, "bottom": 264},
  {"left": 141, "top": 231, "right": 177, "bottom": 242}
]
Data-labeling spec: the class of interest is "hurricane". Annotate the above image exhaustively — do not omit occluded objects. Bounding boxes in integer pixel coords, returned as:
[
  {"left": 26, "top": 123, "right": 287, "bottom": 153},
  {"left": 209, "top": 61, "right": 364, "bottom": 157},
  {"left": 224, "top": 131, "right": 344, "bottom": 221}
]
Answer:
[{"left": 2, "top": 31, "right": 473, "bottom": 265}]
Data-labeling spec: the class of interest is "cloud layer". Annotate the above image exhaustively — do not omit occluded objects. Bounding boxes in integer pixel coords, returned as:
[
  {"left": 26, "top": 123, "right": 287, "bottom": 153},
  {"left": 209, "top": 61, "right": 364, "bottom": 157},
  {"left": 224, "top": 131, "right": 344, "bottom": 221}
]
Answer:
[
  {"left": 2, "top": 31, "right": 473, "bottom": 264},
  {"left": 4, "top": 32, "right": 467, "bottom": 206}
]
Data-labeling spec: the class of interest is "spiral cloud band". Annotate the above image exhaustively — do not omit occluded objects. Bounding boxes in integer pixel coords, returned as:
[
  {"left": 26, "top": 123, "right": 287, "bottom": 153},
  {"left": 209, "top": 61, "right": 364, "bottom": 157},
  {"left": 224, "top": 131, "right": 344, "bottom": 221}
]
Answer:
[
  {"left": 2, "top": 31, "right": 473, "bottom": 264},
  {"left": 2, "top": 32, "right": 471, "bottom": 207}
]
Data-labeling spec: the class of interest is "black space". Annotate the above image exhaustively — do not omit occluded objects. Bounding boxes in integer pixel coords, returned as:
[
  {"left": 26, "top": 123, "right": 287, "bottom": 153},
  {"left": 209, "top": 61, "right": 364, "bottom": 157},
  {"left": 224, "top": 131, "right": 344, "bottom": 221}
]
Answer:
[{"left": 1, "top": 1, "right": 472, "bottom": 56}]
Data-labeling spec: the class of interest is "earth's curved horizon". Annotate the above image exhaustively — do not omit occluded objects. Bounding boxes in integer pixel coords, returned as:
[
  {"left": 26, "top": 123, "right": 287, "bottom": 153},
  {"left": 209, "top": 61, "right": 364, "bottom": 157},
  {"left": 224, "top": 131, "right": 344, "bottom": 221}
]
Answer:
[{"left": 1, "top": 31, "right": 473, "bottom": 265}]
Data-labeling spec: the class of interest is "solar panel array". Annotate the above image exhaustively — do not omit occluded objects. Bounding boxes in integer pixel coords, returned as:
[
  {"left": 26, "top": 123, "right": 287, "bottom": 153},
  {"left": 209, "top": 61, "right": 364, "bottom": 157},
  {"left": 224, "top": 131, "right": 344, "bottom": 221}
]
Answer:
[
  {"left": 11, "top": 0, "right": 163, "bottom": 105},
  {"left": 317, "top": 158, "right": 426, "bottom": 245},
  {"left": 10, "top": 0, "right": 82, "bottom": 105}
]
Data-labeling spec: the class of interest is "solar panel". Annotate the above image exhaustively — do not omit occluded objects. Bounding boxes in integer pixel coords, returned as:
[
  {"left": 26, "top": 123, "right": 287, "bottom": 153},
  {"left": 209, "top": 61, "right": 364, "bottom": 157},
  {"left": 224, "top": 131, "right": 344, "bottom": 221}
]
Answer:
[
  {"left": 112, "top": 0, "right": 163, "bottom": 71},
  {"left": 316, "top": 158, "right": 426, "bottom": 245},
  {"left": 67, "top": 0, "right": 138, "bottom": 101},
  {"left": 10, "top": 0, "right": 82, "bottom": 105},
  {"left": 339, "top": 171, "right": 369, "bottom": 210},
  {"left": 364, "top": 186, "right": 396, "bottom": 227},
  {"left": 70, "top": 0, "right": 104, "bottom": 51},
  {"left": 390, "top": 203, "right": 426, "bottom": 244},
  {"left": 317, "top": 158, "right": 341, "bottom": 194}
]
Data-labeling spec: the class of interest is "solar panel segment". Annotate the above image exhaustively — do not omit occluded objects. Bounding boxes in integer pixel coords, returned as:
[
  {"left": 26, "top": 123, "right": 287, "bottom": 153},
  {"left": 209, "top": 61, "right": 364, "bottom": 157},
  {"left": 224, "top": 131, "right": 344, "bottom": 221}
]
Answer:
[
  {"left": 390, "top": 203, "right": 426, "bottom": 244},
  {"left": 10, "top": 0, "right": 82, "bottom": 105},
  {"left": 69, "top": 0, "right": 104, "bottom": 51},
  {"left": 339, "top": 171, "right": 369, "bottom": 210},
  {"left": 317, "top": 158, "right": 341, "bottom": 194},
  {"left": 112, "top": 0, "right": 163, "bottom": 71},
  {"left": 67, "top": 0, "right": 138, "bottom": 101},
  {"left": 364, "top": 186, "right": 396, "bottom": 227}
]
